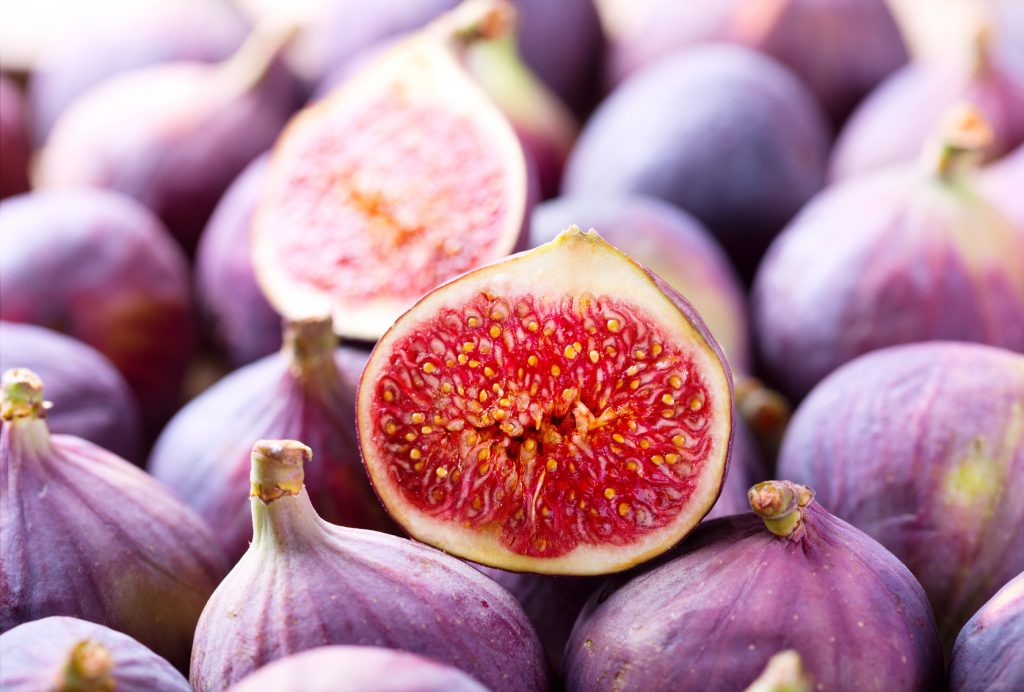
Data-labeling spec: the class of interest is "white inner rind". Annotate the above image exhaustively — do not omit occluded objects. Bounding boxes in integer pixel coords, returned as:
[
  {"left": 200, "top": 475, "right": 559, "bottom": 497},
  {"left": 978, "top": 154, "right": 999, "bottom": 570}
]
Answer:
[
  {"left": 358, "top": 228, "right": 733, "bottom": 575},
  {"left": 253, "top": 35, "right": 527, "bottom": 342}
]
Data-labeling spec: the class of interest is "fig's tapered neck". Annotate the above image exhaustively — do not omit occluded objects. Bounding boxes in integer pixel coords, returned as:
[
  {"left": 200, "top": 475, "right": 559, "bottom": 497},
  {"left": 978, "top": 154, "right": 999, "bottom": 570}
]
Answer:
[
  {"left": 969, "top": 25, "right": 993, "bottom": 77},
  {"left": 282, "top": 317, "right": 339, "bottom": 381},
  {"left": 58, "top": 640, "right": 115, "bottom": 692},
  {"left": 927, "top": 103, "right": 992, "bottom": 180},
  {"left": 249, "top": 440, "right": 324, "bottom": 548},
  {"left": 218, "top": 20, "right": 298, "bottom": 95},
  {"left": 1, "top": 368, "right": 48, "bottom": 421},
  {"left": 748, "top": 481, "right": 815, "bottom": 540},
  {"left": 432, "top": 0, "right": 515, "bottom": 49}
]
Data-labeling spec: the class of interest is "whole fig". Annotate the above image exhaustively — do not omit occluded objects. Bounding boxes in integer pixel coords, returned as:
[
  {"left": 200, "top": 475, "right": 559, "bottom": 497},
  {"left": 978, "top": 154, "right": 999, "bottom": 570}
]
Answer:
[
  {"left": 983, "top": 143, "right": 1024, "bottom": 232},
  {"left": 949, "top": 572, "right": 1023, "bottom": 691}
]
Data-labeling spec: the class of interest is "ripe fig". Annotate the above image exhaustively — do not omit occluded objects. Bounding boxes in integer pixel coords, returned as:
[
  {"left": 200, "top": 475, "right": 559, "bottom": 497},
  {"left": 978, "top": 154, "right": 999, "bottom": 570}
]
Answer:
[
  {"left": 148, "top": 317, "right": 393, "bottom": 564},
  {"left": 0, "top": 322, "right": 142, "bottom": 463},
  {"left": 254, "top": 1, "right": 532, "bottom": 341},
  {"left": 0, "top": 189, "right": 195, "bottom": 433},
  {"left": 599, "top": 0, "right": 908, "bottom": 125},
  {"left": 983, "top": 143, "right": 1024, "bottom": 232},
  {"left": 562, "top": 44, "right": 830, "bottom": 280},
  {"left": 776, "top": 342, "right": 1024, "bottom": 651},
  {"left": 0, "top": 76, "right": 30, "bottom": 200},
  {"left": 190, "top": 439, "right": 548, "bottom": 691},
  {"left": 226, "top": 646, "right": 489, "bottom": 692},
  {"left": 357, "top": 227, "right": 734, "bottom": 575},
  {"left": 194, "top": 153, "right": 282, "bottom": 367},
  {"left": 35, "top": 23, "right": 301, "bottom": 253},
  {"left": 753, "top": 105, "right": 1024, "bottom": 400},
  {"left": 0, "top": 616, "right": 189, "bottom": 691},
  {"left": 0, "top": 368, "right": 229, "bottom": 671},
  {"left": 564, "top": 480, "right": 944, "bottom": 691},
  {"left": 830, "top": 28, "right": 1024, "bottom": 181},
  {"left": 949, "top": 572, "right": 1023, "bottom": 692}
]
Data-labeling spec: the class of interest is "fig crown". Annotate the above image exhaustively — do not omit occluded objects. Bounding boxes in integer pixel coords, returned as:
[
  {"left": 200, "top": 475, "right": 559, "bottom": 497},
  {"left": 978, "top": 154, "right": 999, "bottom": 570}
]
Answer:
[
  {"left": 744, "top": 650, "right": 813, "bottom": 692},
  {"left": 250, "top": 439, "right": 312, "bottom": 503},
  {"left": 928, "top": 102, "right": 993, "bottom": 179},
  {"left": 59, "top": 640, "right": 115, "bottom": 692},
  {"left": 748, "top": 481, "right": 815, "bottom": 540},
  {"left": 436, "top": 0, "right": 516, "bottom": 46},
  {"left": 1, "top": 367, "right": 50, "bottom": 421}
]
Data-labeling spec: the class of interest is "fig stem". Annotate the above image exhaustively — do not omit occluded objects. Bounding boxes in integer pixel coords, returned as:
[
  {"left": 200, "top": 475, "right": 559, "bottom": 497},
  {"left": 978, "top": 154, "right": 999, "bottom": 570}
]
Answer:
[
  {"left": 928, "top": 102, "right": 992, "bottom": 179},
  {"left": 1, "top": 367, "right": 50, "bottom": 421},
  {"left": 58, "top": 640, "right": 115, "bottom": 692},
  {"left": 282, "top": 317, "right": 338, "bottom": 380},
  {"left": 218, "top": 19, "right": 300, "bottom": 95},
  {"left": 431, "top": 0, "right": 515, "bottom": 49},
  {"left": 970, "top": 24, "right": 992, "bottom": 77},
  {"left": 743, "top": 650, "right": 813, "bottom": 692},
  {"left": 250, "top": 439, "right": 311, "bottom": 503},
  {"left": 748, "top": 481, "right": 814, "bottom": 539}
]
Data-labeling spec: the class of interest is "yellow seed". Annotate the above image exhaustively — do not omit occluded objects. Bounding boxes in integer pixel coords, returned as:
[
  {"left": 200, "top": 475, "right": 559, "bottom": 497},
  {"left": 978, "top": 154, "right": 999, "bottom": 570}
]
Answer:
[
  {"left": 479, "top": 391, "right": 488, "bottom": 402},
  {"left": 469, "top": 360, "right": 480, "bottom": 368},
  {"left": 446, "top": 359, "right": 456, "bottom": 368},
  {"left": 630, "top": 379, "right": 640, "bottom": 390},
  {"left": 612, "top": 433, "right": 626, "bottom": 444},
  {"left": 639, "top": 440, "right": 651, "bottom": 449},
  {"left": 626, "top": 365, "right": 640, "bottom": 376},
  {"left": 410, "top": 449, "right": 422, "bottom": 460},
  {"left": 669, "top": 375, "right": 683, "bottom": 389},
  {"left": 434, "top": 414, "right": 443, "bottom": 424},
  {"left": 651, "top": 455, "right": 665, "bottom": 465},
  {"left": 493, "top": 410, "right": 506, "bottom": 421},
  {"left": 464, "top": 342, "right": 477, "bottom": 353},
  {"left": 458, "top": 353, "right": 468, "bottom": 364},
  {"left": 662, "top": 394, "right": 675, "bottom": 405},
  {"left": 604, "top": 488, "right": 616, "bottom": 500},
  {"left": 434, "top": 466, "right": 448, "bottom": 478},
  {"left": 578, "top": 500, "right": 586, "bottom": 509},
  {"left": 468, "top": 316, "right": 480, "bottom": 327},
  {"left": 457, "top": 386, "right": 466, "bottom": 396},
  {"left": 672, "top": 435, "right": 686, "bottom": 447},
  {"left": 666, "top": 453, "right": 679, "bottom": 464},
  {"left": 589, "top": 350, "right": 600, "bottom": 364},
  {"left": 484, "top": 366, "right": 495, "bottom": 378},
  {"left": 466, "top": 431, "right": 478, "bottom": 444},
  {"left": 662, "top": 408, "right": 676, "bottom": 418},
  {"left": 574, "top": 341, "right": 583, "bottom": 353},
  {"left": 528, "top": 355, "right": 539, "bottom": 367},
  {"left": 541, "top": 506, "right": 551, "bottom": 516},
  {"left": 478, "top": 447, "right": 490, "bottom": 461},
  {"left": 421, "top": 426, "right": 433, "bottom": 434},
  {"left": 499, "top": 398, "right": 512, "bottom": 407},
  {"left": 527, "top": 321, "right": 539, "bottom": 332},
  {"left": 628, "top": 421, "right": 638, "bottom": 431},
  {"left": 404, "top": 432, "right": 416, "bottom": 442},
  {"left": 489, "top": 325, "right": 501, "bottom": 338},
  {"left": 413, "top": 462, "right": 424, "bottom": 472},
  {"left": 490, "top": 309, "right": 506, "bottom": 320},
  {"left": 607, "top": 319, "right": 620, "bottom": 332},
  {"left": 618, "top": 502, "right": 630, "bottom": 517},
  {"left": 569, "top": 462, "right": 577, "bottom": 473},
  {"left": 690, "top": 398, "right": 703, "bottom": 411},
  {"left": 652, "top": 343, "right": 663, "bottom": 356},
  {"left": 551, "top": 365, "right": 561, "bottom": 376},
  {"left": 626, "top": 461, "right": 638, "bottom": 471},
  {"left": 479, "top": 463, "right": 490, "bottom": 474},
  {"left": 524, "top": 439, "right": 537, "bottom": 452},
  {"left": 634, "top": 350, "right": 646, "bottom": 360},
  {"left": 422, "top": 362, "right": 436, "bottom": 373},
  {"left": 411, "top": 412, "right": 425, "bottom": 424},
  {"left": 383, "top": 390, "right": 394, "bottom": 402},
  {"left": 564, "top": 344, "right": 579, "bottom": 359},
  {"left": 441, "top": 383, "right": 452, "bottom": 393},
  {"left": 385, "top": 423, "right": 397, "bottom": 435},
  {"left": 546, "top": 459, "right": 558, "bottom": 471}
]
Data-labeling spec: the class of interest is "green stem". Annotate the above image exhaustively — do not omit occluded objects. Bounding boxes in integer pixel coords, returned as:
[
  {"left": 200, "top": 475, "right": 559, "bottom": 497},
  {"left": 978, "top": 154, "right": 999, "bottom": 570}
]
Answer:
[
  {"left": 1, "top": 368, "right": 48, "bottom": 421},
  {"left": 748, "top": 481, "right": 814, "bottom": 539},
  {"left": 250, "top": 439, "right": 311, "bottom": 504},
  {"left": 929, "top": 102, "right": 992, "bottom": 180},
  {"left": 282, "top": 317, "right": 338, "bottom": 381},
  {"left": 58, "top": 640, "right": 115, "bottom": 692}
]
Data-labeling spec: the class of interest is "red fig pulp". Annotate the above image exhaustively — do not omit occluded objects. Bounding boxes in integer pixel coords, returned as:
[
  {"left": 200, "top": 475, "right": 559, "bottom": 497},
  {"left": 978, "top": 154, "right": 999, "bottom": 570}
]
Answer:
[
  {"left": 949, "top": 572, "right": 1024, "bottom": 691},
  {"left": 0, "top": 76, "right": 31, "bottom": 200},
  {"left": 358, "top": 227, "right": 734, "bottom": 575}
]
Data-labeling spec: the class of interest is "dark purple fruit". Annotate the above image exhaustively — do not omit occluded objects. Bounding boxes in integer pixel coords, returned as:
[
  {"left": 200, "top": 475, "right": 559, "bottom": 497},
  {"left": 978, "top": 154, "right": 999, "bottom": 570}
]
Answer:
[
  {"left": 0, "top": 76, "right": 31, "bottom": 200},
  {"left": 949, "top": 572, "right": 1023, "bottom": 692},
  {"left": 983, "top": 143, "right": 1024, "bottom": 232}
]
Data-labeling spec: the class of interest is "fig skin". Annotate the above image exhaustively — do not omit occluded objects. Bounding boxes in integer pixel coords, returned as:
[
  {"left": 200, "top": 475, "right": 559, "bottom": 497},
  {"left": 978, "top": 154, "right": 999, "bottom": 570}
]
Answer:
[
  {"left": 0, "top": 76, "right": 31, "bottom": 200},
  {"left": 949, "top": 572, "right": 1024, "bottom": 692},
  {"left": 0, "top": 189, "right": 195, "bottom": 434},
  {"left": 0, "top": 322, "right": 142, "bottom": 464},
  {"left": 0, "top": 616, "right": 190, "bottom": 692},
  {"left": 564, "top": 481, "right": 945, "bottom": 691},
  {"left": 0, "top": 368, "right": 230, "bottom": 672},
  {"left": 190, "top": 440, "right": 549, "bottom": 692},
  {"left": 194, "top": 153, "right": 282, "bottom": 367},
  {"left": 983, "top": 144, "right": 1024, "bottom": 232},
  {"left": 776, "top": 342, "right": 1024, "bottom": 651},
  {"left": 563, "top": 44, "right": 830, "bottom": 281},
  {"left": 27, "top": 0, "right": 247, "bottom": 145},
  {"left": 35, "top": 26, "right": 302, "bottom": 253},
  {"left": 148, "top": 318, "right": 394, "bottom": 565},
  {"left": 226, "top": 646, "right": 489, "bottom": 692}
]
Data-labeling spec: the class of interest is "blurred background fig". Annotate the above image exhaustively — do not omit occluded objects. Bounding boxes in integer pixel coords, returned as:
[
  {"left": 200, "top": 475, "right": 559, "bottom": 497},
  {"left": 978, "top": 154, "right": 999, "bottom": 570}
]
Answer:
[
  {"left": 148, "top": 317, "right": 393, "bottom": 564},
  {"left": 754, "top": 105, "right": 1024, "bottom": 400},
  {"left": 0, "top": 321, "right": 142, "bottom": 463},
  {"left": 0, "top": 189, "right": 195, "bottom": 433},
  {"left": 949, "top": 572, "right": 1023, "bottom": 692},
  {"left": 562, "top": 44, "right": 830, "bottom": 280},
  {"left": 983, "top": 143, "right": 1024, "bottom": 232},
  {"left": 0, "top": 76, "right": 31, "bottom": 200},
  {"left": 564, "top": 480, "right": 944, "bottom": 690},
  {"left": 776, "top": 342, "right": 1024, "bottom": 651},
  {"left": 35, "top": 22, "right": 303, "bottom": 253},
  {"left": 0, "top": 368, "right": 229, "bottom": 671},
  {"left": 190, "top": 439, "right": 548, "bottom": 691},
  {"left": 0, "top": 616, "right": 190, "bottom": 692}
]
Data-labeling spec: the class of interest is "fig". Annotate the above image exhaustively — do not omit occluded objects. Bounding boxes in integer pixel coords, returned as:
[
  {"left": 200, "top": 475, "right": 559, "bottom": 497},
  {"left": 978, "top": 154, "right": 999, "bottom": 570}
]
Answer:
[
  {"left": 830, "top": 28, "right": 1024, "bottom": 181},
  {"left": 0, "top": 616, "right": 189, "bottom": 691},
  {"left": 194, "top": 153, "right": 282, "bottom": 367},
  {"left": 27, "top": 0, "right": 247, "bottom": 145},
  {"left": 148, "top": 317, "right": 393, "bottom": 564},
  {"left": 0, "top": 321, "right": 142, "bottom": 463},
  {"left": 253, "top": 1, "right": 532, "bottom": 342},
  {"left": 983, "top": 143, "right": 1024, "bottom": 232},
  {"left": 754, "top": 105, "right": 1024, "bottom": 400},
  {"left": 531, "top": 194, "right": 750, "bottom": 373},
  {"left": 949, "top": 572, "right": 1023, "bottom": 692},
  {"left": 776, "top": 342, "right": 1024, "bottom": 650},
  {"left": 226, "top": 646, "right": 489, "bottom": 692},
  {"left": 562, "top": 44, "right": 830, "bottom": 280},
  {"left": 599, "top": 0, "right": 908, "bottom": 124},
  {"left": 0, "top": 76, "right": 31, "bottom": 200},
  {"left": 564, "top": 480, "right": 944, "bottom": 691},
  {"left": 357, "top": 227, "right": 734, "bottom": 575},
  {"left": 0, "top": 368, "right": 229, "bottom": 671},
  {"left": 0, "top": 189, "right": 195, "bottom": 433},
  {"left": 190, "top": 439, "right": 548, "bottom": 691},
  {"left": 35, "top": 24, "right": 301, "bottom": 253}
]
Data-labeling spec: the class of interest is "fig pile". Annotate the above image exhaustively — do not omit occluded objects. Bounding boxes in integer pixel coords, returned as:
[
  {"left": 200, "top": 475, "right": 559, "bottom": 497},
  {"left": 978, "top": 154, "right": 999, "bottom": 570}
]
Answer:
[{"left": 5, "top": 1, "right": 1024, "bottom": 688}]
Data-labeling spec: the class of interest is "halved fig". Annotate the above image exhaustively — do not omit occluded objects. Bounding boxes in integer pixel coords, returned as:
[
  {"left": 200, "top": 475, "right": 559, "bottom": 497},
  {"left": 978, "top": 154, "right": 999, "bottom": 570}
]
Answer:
[
  {"left": 357, "top": 227, "right": 734, "bottom": 575},
  {"left": 254, "top": 0, "right": 529, "bottom": 342}
]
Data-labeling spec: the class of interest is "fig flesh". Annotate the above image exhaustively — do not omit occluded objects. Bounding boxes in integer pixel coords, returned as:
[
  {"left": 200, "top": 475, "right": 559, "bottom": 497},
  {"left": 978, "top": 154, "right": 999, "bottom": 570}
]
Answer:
[
  {"left": 0, "top": 76, "right": 31, "bottom": 200},
  {"left": 0, "top": 368, "right": 229, "bottom": 671},
  {"left": 357, "top": 227, "right": 734, "bottom": 575},
  {"left": 776, "top": 342, "right": 1024, "bottom": 650},
  {"left": 190, "top": 439, "right": 548, "bottom": 691},
  {"left": 949, "top": 572, "right": 1023, "bottom": 692},
  {"left": 564, "top": 481, "right": 944, "bottom": 691},
  {"left": 0, "top": 616, "right": 189, "bottom": 692}
]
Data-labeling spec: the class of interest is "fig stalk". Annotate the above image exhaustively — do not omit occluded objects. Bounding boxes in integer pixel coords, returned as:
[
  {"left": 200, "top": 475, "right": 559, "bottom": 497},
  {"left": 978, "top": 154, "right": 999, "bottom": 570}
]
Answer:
[
  {"left": 929, "top": 102, "right": 993, "bottom": 179},
  {"left": 282, "top": 318, "right": 337, "bottom": 380},
  {"left": 748, "top": 481, "right": 814, "bottom": 540},
  {"left": 59, "top": 641, "right": 115, "bottom": 692},
  {"left": 436, "top": 0, "right": 514, "bottom": 46},
  {"left": 217, "top": 21, "right": 300, "bottom": 97},
  {"left": 1, "top": 368, "right": 47, "bottom": 421}
]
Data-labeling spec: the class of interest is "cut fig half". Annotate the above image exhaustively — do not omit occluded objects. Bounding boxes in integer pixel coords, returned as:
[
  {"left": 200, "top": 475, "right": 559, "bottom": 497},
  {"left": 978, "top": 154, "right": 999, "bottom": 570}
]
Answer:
[
  {"left": 357, "top": 227, "right": 734, "bottom": 575},
  {"left": 253, "top": 0, "right": 529, "bottom": 342}
]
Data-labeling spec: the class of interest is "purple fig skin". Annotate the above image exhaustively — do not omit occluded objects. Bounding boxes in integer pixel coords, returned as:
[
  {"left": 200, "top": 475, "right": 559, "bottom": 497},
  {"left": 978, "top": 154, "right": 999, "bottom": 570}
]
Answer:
[
  {"left": 28, "top": 0, "right": 248, "bottom": 146},
  {"left": 190, "top": 440, "right": 549, "bottom": 692},
  {"left": 776, "top": 342, "right": 1024, "bottom": 651},
  {"left": 0, "top": 189, "right": 196, "bottom": 434},
  {"left": 0, "top": 616, "right": 190, "bottom": 692},
  {"left": 983, "top": 144, "right": 1024, "bottom": 232},
  {"left": 0, "top": 370, "right": 230, "bottom": 672},
  {"left": 949, "top": 572, "right": 1024, "bottom": 692},
  {"left": 226, "top": 645, "right": 489, "bottom": 692},
  {"left": 35, "top": 30, "right": 302, "bottom": 253},
  {"left": 562, "top": 44, "right": 830, "bottom": 281},
  {"left": 148, "top": 319, "right": 393, "bottom": 565},
  {"left": 0, "top": 321, "right": 143, "bottom": 464},
  {"left": 531, "top": 194, "right": 751, "bottom": 373},
  {"left": 753, "top": 156, "right": 1024, "bottom": 401},
  {"left": 194, "top": 153, "right": 282, "bottom": 367},
  {"left": 564, "top": 484, "right": 945, "bottom": 691},
  {"left": 0, "top": 76, "right": 31, "bottom": 200}
]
